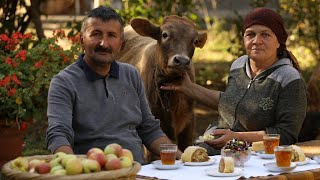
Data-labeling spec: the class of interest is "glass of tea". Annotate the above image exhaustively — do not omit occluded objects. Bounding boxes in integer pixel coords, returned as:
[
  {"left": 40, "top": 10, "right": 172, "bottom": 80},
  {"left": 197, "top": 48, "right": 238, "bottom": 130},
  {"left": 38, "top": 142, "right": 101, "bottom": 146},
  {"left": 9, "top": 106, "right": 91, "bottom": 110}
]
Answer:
[
  {"left": 160, "top": 144, "right": 177, "bottom": 165},
  {"left": 263, "top": 134, "right": 280, "bottom": 154},
  {"left": 274, "top": 146, "right": 293, "bottom": 167}
]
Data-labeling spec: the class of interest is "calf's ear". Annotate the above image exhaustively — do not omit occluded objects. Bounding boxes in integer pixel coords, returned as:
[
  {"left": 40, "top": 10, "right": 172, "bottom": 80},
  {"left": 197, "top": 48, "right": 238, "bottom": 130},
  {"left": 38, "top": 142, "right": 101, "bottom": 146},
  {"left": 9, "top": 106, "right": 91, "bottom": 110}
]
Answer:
[
  {"left": 195, "top": 32, "right": 207, "bottom": 48},
  {"left": 130, "top": 18, "right": 161, "bottom": 40}
]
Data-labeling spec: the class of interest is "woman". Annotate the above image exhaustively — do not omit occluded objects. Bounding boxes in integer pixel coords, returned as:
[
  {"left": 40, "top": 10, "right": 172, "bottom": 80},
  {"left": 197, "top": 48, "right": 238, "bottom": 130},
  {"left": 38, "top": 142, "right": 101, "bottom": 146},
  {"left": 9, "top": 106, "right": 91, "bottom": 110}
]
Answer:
[{"left": 160, "top": 8, "right": 307, "bottom": 151}]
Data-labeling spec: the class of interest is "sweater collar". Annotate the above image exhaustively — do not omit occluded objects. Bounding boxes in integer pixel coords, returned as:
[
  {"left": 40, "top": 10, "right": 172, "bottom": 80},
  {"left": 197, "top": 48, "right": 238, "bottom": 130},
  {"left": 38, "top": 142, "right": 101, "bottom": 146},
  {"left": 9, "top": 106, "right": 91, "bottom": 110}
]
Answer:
[
  {"left": 245, "top": 56, "right": 292, "bottom": 79},
  {"left": 76, "top": 54, "right": 119, "bottom": 81}
]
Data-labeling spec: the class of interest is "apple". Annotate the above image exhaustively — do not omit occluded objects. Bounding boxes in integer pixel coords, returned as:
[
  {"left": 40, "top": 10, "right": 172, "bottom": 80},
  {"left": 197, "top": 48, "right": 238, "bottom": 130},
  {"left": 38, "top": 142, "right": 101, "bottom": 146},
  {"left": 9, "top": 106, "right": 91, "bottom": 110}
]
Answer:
[
  {"left": 119, "top": 156, "right": 133, "bottom": 168},
  {"left": 50, "top": 165, "right": 67, "bottom": 176},
  {"left": 54, "top": 152, "right": 67, "bottom": 159},
  {"left": 49, "top": 157, "right": 62, "bottom": 167},
  {"left": 106, "top": 154, "right": 118, "bottom": 162},
  {"left": 88, "top": 152, "right": 106, "bottom": 167},
  {"left": 104, "top": 143, "right": 123, "bottom": 157},
  {"left": 86, "top": 147, "right": 104, "bottom": 157},
  {"left": 81, "top": 159, "right": 101, "bottom": 173},
  {"left": 105, "top": 158, "right": 121, "bottom": 170},
  {"left": 28, "top": 159, "right": 45, "bottom": 172},
  {"left": 61, "top": 154, "right": 77, "bottom": 167},
  {"left": 120, "top": 149, "right": 134, "bottom": 162},
  {"left": 50, "top": 165, "right": 63, "bottom": 174},
  {"left": 10, "top": 157, "right": 29, "bottom": 172},
  {"left": 35, "top": 162, "right": 51, "bottom": 174},
  {"left": 65, "top": 158, "right": 83, "bottom": 175}
]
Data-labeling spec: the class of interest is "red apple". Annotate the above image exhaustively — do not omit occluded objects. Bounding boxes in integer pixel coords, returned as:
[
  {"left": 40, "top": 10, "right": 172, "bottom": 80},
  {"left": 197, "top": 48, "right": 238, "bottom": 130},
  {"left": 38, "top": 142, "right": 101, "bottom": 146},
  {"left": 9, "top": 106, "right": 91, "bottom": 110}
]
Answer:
[
  {"left": 35, "top": 162, "right": 51, "bottom": 174},
  {"left": 104, "top": 143, "right": 123, "bottom": 157},
  {"left": 86, "top": 147, "right": 104, "bottom": 157},
  {"left": 105, "top": 158, "right": 121, "bottom": 170},
  {"left": 88, "top": 152, "right": 106, "bottom": 167},
  {"left": 120, "top": 149, "right": 134, "bottom": 162},
  {"left": 28, "top": 159, "right": 45, "bottom": 172}
]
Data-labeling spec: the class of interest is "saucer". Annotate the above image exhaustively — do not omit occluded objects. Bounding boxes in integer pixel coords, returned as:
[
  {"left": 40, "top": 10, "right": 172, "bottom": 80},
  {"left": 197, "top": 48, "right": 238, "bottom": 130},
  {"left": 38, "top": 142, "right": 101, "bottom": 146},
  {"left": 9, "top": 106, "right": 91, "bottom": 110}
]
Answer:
[
  {"left": 152, "top": 160, "right": 183, "bottom": 170},
  {"left": 263, "top": 162, "right": 297, "bottom": 172},
  {"left": 184, "top": 158, "right": 216, "bottom": 166},
  {"left": 295, "top": 157, "right": 310, "bottom": 166},
  {"left": 257, "top": 151, "right": 275, "bottom": 159},
  {"left": 205, "top": 167, "right": 243, "bottom": 177}
]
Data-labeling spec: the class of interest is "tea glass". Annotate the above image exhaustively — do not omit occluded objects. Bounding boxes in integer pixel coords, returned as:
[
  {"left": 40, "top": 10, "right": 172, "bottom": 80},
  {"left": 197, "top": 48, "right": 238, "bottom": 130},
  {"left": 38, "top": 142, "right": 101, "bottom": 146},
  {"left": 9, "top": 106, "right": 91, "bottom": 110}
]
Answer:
[
  {"left": 263, "top": 134, "right": 280, "bottom": 154},
  {"left": 274, "top": 145, "right": 293, "bottom": 167},
  {"left": 160, "top": 144, "right": 177, "bottom": 165}
]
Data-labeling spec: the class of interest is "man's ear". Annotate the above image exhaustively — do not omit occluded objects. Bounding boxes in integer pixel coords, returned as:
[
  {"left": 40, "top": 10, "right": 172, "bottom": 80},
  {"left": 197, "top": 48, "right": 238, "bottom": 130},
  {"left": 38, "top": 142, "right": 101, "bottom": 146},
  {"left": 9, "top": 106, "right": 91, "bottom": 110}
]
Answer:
[{"left": 121, "top": 40, "right": 126, "bottom": 51}]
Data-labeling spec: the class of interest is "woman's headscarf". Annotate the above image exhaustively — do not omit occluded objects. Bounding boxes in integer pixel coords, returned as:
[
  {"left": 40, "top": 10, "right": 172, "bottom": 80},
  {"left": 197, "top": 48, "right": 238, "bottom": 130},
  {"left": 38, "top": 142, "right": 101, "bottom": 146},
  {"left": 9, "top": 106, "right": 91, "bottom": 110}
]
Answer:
[{"left": 242, "top": 7, "right": 300, "bottom": 72}]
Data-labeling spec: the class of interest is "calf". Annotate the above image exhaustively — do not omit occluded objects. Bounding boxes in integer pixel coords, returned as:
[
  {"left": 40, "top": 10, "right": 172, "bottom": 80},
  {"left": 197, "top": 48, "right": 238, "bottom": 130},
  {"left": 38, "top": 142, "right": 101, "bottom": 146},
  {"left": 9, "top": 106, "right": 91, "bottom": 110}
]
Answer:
[{"left": 117, "top": 16, "right": 207, "bottom": 151}]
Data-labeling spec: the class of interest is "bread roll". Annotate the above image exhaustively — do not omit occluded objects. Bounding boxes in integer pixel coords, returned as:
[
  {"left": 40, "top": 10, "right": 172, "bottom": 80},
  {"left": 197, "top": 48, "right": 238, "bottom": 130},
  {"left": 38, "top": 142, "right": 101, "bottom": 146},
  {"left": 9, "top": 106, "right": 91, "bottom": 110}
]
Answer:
[
  {"left": 219, "top": 157, "right": 234, "bottom": 173},
  {"left": 251, "top": 141, "right": 264, "bottom": 151},
  {"left": 181, "top": 146, "right": 209, "bottom": 162},
  {"left": 291, "top": 145, "right": 306, "bottom": 162}
]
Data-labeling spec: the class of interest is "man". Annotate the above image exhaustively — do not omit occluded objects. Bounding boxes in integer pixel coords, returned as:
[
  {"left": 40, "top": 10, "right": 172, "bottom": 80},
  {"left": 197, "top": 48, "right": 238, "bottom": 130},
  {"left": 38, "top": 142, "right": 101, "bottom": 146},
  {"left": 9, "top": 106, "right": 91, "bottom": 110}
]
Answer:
[{"left": 46, "top": 6, "right": 181, "bottom": 164}]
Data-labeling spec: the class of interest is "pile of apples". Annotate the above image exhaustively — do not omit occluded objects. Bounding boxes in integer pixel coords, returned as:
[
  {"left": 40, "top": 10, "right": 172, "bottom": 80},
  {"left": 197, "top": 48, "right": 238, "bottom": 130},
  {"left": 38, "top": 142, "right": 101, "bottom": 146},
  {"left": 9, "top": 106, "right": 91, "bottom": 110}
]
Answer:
[{"left": 10, "top": 143, "right": 134, "bottom": 175}]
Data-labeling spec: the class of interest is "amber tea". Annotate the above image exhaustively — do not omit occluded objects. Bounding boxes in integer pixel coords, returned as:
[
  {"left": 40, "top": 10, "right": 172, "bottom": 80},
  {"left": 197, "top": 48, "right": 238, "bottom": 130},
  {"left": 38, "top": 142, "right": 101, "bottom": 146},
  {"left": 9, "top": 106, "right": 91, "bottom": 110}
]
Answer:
[
  {"left": 263, "top": 134, "right": 280, "bottom": 154},
  {"left": 160, "top": 144, "right": 177, "bottom": 165},
  {"left": 275, "top": 146, "right": 292, "bottom": 167}
]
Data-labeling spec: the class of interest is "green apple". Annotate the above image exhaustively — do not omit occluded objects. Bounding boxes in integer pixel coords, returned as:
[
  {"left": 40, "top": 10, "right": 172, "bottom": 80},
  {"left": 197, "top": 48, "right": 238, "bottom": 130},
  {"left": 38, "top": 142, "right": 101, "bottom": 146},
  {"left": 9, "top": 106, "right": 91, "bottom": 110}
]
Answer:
[
  {"left": 81, "top": 159, "right": 101, "bottom": 173},
  {"left": 65, "top": 158, "right": 83, "bottom": 175},
  {"left": 10, "top": 157, "right": 29, "bottom": 172},
  {"left": 119, "top": 156, "right": 133, "bottom": 168},
  {"left": 49, "top": 157, "right": 62, "bottom": 167},
  {"left": 61, "top": 154, "right": 77, "bottom": 167}
]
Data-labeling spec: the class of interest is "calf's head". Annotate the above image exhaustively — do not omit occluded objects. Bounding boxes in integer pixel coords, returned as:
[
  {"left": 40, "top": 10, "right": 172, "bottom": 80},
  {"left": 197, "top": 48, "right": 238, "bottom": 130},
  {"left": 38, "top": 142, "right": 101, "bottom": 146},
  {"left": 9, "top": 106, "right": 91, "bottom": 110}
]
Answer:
[{"left": 130, "top": 15, "right": 207, "bottom": 76}]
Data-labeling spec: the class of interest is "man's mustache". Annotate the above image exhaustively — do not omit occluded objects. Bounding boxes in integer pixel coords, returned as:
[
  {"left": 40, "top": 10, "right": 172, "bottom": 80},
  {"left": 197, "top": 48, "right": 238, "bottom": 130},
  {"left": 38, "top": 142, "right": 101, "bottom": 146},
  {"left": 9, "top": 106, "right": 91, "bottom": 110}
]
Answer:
[{"left": 94, "top": 46, "right": 112, "bottom": 53}]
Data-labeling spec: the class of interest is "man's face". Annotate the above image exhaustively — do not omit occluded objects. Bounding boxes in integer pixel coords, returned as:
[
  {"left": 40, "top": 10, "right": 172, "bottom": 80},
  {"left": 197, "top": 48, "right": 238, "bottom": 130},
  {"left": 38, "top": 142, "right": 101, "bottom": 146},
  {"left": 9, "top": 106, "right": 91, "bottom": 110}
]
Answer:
[{"left": 81, "top": 17, "right": 123, "bottom": 66}]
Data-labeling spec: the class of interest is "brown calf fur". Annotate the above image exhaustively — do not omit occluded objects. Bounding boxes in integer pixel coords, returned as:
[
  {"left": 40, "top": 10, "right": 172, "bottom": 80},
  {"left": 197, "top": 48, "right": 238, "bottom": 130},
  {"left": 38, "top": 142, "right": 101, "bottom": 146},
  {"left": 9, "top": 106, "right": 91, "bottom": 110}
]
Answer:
[{"left": 117, "top": 16, "right": 207, "bottom": 157}]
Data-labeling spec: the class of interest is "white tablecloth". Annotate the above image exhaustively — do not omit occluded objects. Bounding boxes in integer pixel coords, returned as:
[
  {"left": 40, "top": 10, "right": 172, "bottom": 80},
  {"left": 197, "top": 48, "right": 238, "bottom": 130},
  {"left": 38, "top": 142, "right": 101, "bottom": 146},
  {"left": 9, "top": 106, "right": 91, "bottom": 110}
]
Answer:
[{"left": 138, "top": 155, "right": 320, "bottom": 180}]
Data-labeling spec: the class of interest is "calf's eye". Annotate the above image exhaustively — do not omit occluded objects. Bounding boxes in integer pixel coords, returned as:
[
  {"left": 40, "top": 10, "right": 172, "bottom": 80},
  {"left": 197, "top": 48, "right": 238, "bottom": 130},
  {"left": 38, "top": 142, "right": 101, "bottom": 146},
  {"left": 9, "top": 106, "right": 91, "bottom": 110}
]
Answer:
[{"left": 162, "top": 32, "right": 168, "bottom": 39}]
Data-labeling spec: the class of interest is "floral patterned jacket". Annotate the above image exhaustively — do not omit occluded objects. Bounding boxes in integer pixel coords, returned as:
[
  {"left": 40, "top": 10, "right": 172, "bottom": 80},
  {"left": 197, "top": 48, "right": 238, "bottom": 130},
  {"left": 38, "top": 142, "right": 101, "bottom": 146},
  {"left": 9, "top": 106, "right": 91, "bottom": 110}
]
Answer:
[{"left": 217, "top": 55, "right": 307, "bottom": 145}]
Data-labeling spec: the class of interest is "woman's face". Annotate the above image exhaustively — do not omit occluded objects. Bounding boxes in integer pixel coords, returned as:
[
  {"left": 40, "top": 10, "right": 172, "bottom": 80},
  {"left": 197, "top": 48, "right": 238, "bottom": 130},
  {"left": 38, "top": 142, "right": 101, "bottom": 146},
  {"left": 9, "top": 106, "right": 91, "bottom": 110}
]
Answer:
[{"left": 243, "top": 25, "right": 280, "bottom": 64}]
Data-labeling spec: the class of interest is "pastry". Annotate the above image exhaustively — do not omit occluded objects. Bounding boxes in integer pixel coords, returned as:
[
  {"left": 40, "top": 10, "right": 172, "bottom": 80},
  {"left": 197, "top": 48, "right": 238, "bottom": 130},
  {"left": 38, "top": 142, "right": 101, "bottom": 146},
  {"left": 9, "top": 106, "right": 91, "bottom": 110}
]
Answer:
[
  {"left": 251, "top": 141, "right": 265, "bottom": 151},
  {"left": 181, "top": 146, "right": 209, "bottom": 162},
  {"left": 291, "top": 145, "right": 306, "bottom": 162},
  {"left": 219, "top": 157, "right": 234, "bottom": 173}
]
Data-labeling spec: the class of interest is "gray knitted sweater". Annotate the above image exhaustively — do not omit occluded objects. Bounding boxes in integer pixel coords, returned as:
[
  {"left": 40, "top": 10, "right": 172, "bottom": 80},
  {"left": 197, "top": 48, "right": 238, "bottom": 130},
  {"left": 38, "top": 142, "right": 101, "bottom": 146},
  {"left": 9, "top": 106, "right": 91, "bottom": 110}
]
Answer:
[
  {"left": 46, "top": 54, "right": 166, "bottom": 164},
  {"left": 218, "top": 55, "right": 307, "bottom": 145}
]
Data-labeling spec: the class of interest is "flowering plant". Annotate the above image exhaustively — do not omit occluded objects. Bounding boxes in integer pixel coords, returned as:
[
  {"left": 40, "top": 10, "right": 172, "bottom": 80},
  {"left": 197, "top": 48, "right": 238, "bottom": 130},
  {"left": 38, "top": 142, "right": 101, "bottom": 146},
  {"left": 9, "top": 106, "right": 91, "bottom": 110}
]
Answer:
[{"left": 0, "top": 30, "right": 81, "bottom": 130}]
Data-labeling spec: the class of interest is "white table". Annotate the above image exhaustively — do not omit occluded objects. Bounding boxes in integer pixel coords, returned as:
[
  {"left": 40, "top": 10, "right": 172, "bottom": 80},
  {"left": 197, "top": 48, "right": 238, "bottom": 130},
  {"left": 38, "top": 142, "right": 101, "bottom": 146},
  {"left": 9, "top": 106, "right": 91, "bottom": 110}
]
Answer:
[{"left": 138, "top": 155, "right": 320, "bottom": 180}]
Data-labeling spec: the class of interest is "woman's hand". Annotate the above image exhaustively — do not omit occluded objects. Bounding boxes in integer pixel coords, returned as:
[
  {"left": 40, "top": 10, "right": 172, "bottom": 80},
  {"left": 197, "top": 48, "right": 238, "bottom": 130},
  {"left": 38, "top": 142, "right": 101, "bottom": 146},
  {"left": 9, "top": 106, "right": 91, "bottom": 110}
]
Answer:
[
  {"left": 160, "top": 72, "right": 192, "bottom": 93},
  {"left": 205, "top": 129, "right": 237, "bottom": 149}
]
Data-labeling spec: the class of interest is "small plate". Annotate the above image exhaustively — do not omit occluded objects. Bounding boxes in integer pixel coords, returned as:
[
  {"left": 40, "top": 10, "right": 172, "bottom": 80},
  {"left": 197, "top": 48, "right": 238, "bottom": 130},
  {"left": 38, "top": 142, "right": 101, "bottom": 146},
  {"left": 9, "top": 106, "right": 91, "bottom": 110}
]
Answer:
[
  {"left": 152, "top": 160, "right": 183, "bottom": 170},
  {"left": 263, "top": 162, "right": 297, "bottom": 172},
  {"left": 184, "top": 158, "right": 216, "bottom": 166},
  {"left": 295, "top": 157, "right": 310, "bottom": 166},
  {"left": 205, "top": 167, "right": 243, "bottom": 177},
  {"left": 257, "top": 151, "right": 275, "bottom": 159},
  {"left": 314, "top": 155, "right": 320, "bottom": 163}
]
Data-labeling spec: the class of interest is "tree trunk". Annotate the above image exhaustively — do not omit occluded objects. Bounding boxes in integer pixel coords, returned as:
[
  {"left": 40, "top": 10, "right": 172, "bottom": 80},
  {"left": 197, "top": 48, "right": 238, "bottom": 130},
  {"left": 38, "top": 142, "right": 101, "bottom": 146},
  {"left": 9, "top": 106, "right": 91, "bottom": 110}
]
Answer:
[
  {"left": 30, "top": 0, "right": 45, "bottom": 39},
  {"left": 306, "top": 61, "right": 320, "bottom": 112}
]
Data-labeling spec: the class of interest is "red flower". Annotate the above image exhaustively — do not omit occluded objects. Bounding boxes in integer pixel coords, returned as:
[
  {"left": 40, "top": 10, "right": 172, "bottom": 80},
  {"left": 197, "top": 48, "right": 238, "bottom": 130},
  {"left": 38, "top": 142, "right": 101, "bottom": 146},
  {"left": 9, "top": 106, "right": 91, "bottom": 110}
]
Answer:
[
  {"left": 8, "top": 88, "right": 16, "bottom": 96},
  {"left": 11, "top": 74, "right": 21, "bottom": 85},
  {"left": 0, "top": 34, "right": 9, "bottom": 42},
  {"left": 34, "top": 60, "right": 44, "bottom": 68},
  {"left": 5, "top": 57, "right": 12, "bottom": 65},
  {"left": 2, "top": 76, "right": 11, "bottom": 86},
  {"left": 15, "top": 50, "right": 27, "bottom": 61},
  {"left": 20, "top": 122, "right": 28, "bottom": 131}
]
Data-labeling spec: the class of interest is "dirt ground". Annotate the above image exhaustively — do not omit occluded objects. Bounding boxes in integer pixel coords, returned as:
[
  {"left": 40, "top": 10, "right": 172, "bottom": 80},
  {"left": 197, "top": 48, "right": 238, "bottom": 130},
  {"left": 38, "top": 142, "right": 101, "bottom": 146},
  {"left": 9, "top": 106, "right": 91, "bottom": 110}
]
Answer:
[{"left": 193, "top": 103, "right": 219, "bottom": 139}]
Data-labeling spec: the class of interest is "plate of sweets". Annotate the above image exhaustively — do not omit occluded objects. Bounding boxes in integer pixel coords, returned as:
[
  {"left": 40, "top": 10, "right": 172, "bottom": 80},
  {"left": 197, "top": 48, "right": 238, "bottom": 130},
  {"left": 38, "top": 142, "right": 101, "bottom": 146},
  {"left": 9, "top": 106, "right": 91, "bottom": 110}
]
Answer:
[
  {"left": 290, "top": 145, "right": 310, "bottom": 166},
  {"left": 205, "top": 157, "right": 243, "bottom": 177},
  {"left": 181, "top": 146, "right": 215, "bottom": 166}
]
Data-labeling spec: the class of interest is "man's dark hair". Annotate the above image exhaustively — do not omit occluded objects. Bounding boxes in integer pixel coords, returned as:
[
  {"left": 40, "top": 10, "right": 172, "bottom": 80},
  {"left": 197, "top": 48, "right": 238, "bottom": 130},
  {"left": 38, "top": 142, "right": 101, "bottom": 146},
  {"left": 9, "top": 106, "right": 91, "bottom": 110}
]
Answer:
[{"left": 81, "top": 6, "right": 124, "bottom": 38}]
